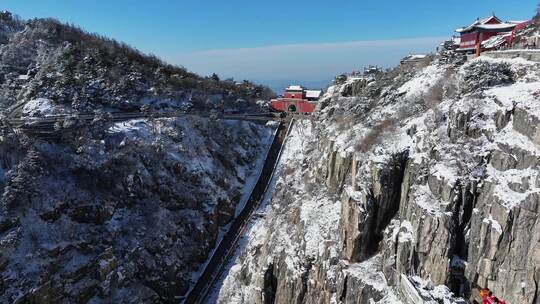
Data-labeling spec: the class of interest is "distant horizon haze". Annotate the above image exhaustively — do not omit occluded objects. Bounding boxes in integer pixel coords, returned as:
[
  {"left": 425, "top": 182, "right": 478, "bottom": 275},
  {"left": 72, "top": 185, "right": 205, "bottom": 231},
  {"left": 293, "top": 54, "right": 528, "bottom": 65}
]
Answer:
[
  {"left": 3, "top": 0, "right": 538, "bottom": 91},
  {"left": 169, "top": 36, "right": 446, "bottom": 92}
]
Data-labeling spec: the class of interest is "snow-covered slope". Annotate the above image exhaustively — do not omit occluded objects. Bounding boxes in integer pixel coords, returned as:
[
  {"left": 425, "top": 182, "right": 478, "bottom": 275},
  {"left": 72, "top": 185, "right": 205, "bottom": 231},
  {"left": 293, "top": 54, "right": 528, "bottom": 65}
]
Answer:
[
  {"left": 217, "top": 53, "right": 540, "bottom": 304},
  {"left": 0, "top": 11, "right": 278, "bottom": 304},
  {"left": 0, "top": 116, "right": 275, "bottom": 303},
  {"left": 0, "top": 11, "right": 272, "bottom": 115}
]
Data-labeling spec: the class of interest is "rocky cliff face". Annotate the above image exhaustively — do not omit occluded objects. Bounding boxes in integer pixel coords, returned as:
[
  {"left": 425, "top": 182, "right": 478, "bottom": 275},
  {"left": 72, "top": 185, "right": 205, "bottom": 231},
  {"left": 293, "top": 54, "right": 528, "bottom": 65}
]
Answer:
[
  {"left": 0, "top": 11, "right": 278, "bottom": 304},
  {"left": 0, "top": 116, "right": 275, "bottom": 303},
  {"left": 217, "top": 54, "right": 540, "bottom": 303}
]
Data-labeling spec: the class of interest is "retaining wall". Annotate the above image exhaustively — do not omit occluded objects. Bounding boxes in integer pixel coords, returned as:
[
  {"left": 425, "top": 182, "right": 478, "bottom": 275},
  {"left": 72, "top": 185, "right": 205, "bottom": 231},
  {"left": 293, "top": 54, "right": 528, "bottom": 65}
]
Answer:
[{"left": 481, "top": 50, "right": 540, "bottom": 62}]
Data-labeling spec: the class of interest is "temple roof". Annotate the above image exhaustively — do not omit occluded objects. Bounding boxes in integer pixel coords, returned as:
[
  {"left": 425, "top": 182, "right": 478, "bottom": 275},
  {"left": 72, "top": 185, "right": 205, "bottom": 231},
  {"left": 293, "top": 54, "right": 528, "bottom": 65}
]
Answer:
[
  {"left": 478, "top": 23, "right": 516, "bottom": 31},
  {"left": 286, "top": 85, "right": 304, "bottom": 91},
  {"left": 456, "top": 15, "right": 502, "bottom": 33},
  {"left": 305, "top": 90, "right": 322, "bottom": 99}
]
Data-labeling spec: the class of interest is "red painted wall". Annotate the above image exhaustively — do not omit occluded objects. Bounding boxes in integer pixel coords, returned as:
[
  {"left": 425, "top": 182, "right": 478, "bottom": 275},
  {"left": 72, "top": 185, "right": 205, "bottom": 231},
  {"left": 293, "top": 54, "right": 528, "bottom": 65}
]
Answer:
[
  {"left": 460, "top": 32, "right": 478, "bottom": 49},
  {"left": 284, "top": 91, "right": 306, "bottom": 99},
  {"left": 270, "top": 99, "right": 315, "bottom": 114},
  {"left": 297, "top": 102, "right": 316, "bottom": 113},
  {"left": 460, "top": 31, "right": 500, "bottom": 49},
  {"left": 485, "top": 17, "right": 500, "bottom": 25}
]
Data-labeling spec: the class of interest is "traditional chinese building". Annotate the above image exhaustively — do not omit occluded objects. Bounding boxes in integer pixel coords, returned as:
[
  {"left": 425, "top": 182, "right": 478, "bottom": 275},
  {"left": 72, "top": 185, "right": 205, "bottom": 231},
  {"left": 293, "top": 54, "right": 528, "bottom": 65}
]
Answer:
[
  {"left": 455, "top": 15, "right": 520, "bottom": 55},
  {"left": 270, "top": 85, "right": 321, "bottom": 114}
]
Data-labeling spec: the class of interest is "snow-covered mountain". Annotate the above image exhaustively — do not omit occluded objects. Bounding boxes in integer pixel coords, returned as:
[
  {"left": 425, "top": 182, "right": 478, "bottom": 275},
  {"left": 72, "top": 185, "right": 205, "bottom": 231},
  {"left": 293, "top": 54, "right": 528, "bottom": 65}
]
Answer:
[
  {"left": 0, "top": 11, "right": 273, "bottom": 115},
  {"left": 216, "top": 19, "right": 540, "bottom": 304},
  {"left": 0, "top": 11, "right": 277, "bottom": 303},
  {"left": 3, "top": 8, "right": 540, "bottom": 304}
]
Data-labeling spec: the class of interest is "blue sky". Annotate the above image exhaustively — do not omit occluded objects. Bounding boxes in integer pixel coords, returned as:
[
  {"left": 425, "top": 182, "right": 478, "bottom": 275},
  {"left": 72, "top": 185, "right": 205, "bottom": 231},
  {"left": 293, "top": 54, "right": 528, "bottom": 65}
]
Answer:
[{"left": 3, "top": 0, "right": 538, "bottom": 90}]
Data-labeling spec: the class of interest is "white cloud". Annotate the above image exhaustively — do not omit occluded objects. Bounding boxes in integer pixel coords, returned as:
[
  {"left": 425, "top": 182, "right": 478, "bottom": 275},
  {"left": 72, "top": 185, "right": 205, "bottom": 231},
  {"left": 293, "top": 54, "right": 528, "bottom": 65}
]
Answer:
[{"left": 166, "top": 36, "right": 447, "bottom": 84}]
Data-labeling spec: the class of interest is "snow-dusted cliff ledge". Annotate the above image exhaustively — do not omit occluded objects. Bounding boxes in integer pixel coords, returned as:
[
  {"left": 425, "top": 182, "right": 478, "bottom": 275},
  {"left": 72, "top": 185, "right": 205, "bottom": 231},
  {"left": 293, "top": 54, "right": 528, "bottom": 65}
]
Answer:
[{"left": 217, "top": 55, "right": 540, "bottom": 304}]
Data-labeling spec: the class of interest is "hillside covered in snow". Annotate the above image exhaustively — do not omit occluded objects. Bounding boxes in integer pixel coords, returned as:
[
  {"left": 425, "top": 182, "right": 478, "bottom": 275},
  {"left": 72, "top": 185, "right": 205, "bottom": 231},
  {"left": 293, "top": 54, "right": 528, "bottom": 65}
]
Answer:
[
  {"left": 216, "top": 24, "right": 540, "bottom": 304},
  {"left": 0, "top": 11, "right": 272, "bottom": 115},
  {"left": 0, "top": 11, "right": 277, "bottom": 304}
]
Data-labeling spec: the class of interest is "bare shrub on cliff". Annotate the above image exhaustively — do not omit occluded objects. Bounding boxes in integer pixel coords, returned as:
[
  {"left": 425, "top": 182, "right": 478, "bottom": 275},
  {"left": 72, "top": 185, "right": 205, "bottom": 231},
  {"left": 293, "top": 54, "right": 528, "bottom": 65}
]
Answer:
[
  {"left": 355, "top": 118, "right": 397, "bottom": 152},
  {"left": 303, "top": 174, "right": 316, "bottom": 196},
  {"left": 424, "top": 80, "right": 446, "bottom": 125},
  {"left": 282, "top": 166, "right": 296, "bottom": 178},
  {"left": 460, "top": 61, "right": 513, "bottom": 94},
  {"left": 335, "top": 113, "right": 358, "bottom": 131},
  {"left": 355, "top": 84, "right": 439, "bottom": 153},
  {"left": 355, "top": 66, "right": 457, "bottom": 153}
]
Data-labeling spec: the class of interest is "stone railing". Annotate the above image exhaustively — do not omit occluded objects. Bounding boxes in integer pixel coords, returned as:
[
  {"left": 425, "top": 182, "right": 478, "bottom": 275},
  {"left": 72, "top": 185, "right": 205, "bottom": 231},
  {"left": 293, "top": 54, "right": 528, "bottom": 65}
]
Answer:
[{"left": 481, "top": 49, "right": 540, "bottom": 62}]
